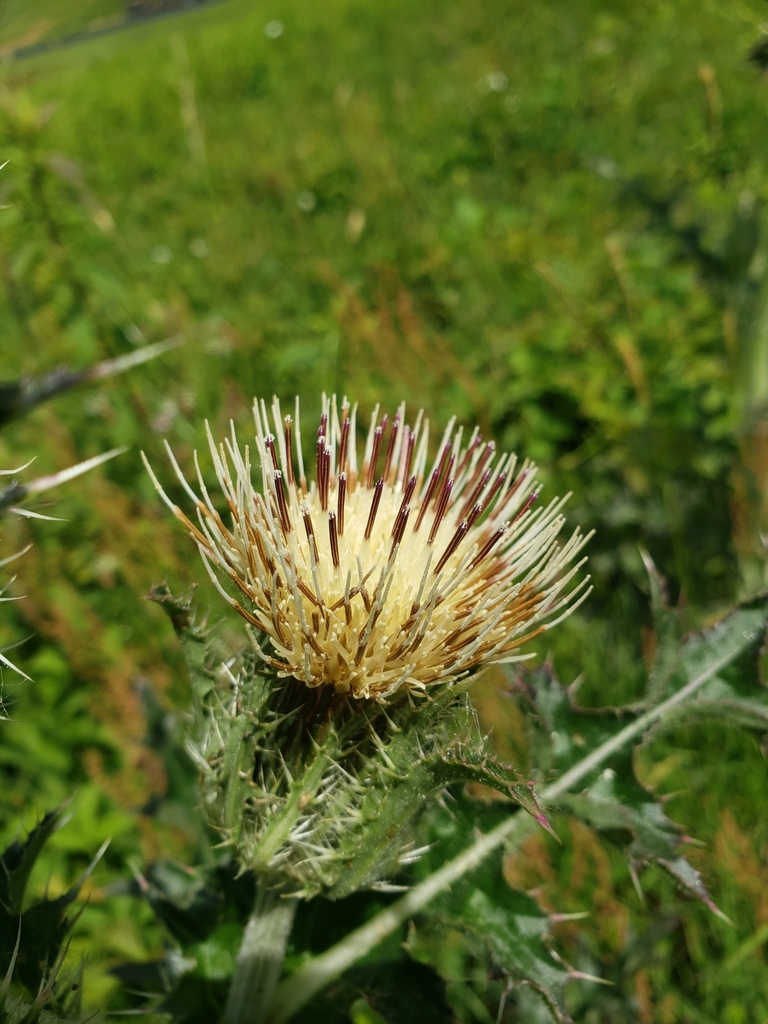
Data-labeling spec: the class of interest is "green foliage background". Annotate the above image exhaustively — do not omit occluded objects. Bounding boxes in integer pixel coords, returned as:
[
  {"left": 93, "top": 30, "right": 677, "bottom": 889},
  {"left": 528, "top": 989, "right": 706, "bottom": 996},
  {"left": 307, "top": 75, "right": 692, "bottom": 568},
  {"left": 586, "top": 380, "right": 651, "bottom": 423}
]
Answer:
[{"left": 0, "top": 0, "right": 767, "bottom": 1020}]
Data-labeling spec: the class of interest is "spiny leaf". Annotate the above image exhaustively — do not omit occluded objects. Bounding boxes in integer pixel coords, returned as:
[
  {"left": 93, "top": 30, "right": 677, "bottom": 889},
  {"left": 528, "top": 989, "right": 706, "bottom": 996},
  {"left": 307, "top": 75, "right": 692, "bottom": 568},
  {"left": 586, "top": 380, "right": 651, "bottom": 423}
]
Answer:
[
  {"left": 509, "top": 592, "right": 768, "bottom": 918},
  {"left": 0, "top": 809, "right": 65, "bottom": 916},
  {"left": 643, "top": 599, "right": 768, "bottom": 736},
  {"left": 645, "top": 679, "right": 768, "bottom": 736},
  {"left": 554, "top": 754, "right": 724, "bottom": 912},
  {"left": 556, "top": 759, "right": 677, "bottom": 859},
  {"left": 515, "top": 661, "right": 633, "bottom": 779},
  {"left": 675, "top": 595, "right": 768, "bottom": 697},
  {"left": 516, "top": 663, "right": 725, "bottom": 913},
  {"left": 0, "top": 336, "right": 184, "bottom": 429},
  {"left": 0, "top": 814, "right": 107, "bottom": 1013},
  {"left": 640, "top": 549, "right": 683, "bottom": 702},
  {"left": 8, "top": 838, "right": 108, "bottom": 994},
  {"left": 147, "top": 581, "right": 215, "bottom": 699},
  {"left": 659, "top": 857, "right": 731, "bottom": 924},
  {"left": 141, "top": 860, "right": 223, "bottom": 945},
  {"left": 406, "top": 851, "right": 574, "bottom": 1023},
  {"left": 0, "top": 447, "right": 127, "bottom": 520},
  {"left": 516, "top": 594, "right": 768, "bottom": 786},
  {"left": 437, "top": 748, "right": 554, "bottom": 837}
]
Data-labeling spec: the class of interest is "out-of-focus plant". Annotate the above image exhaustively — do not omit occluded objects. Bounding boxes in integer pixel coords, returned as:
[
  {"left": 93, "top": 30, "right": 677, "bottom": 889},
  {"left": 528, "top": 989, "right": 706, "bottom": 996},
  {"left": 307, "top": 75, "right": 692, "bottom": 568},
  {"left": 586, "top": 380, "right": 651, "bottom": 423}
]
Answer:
[
  {"left": 0, "top": 448, "right": 121, "bottom": 1021},
  {"left": 0, "top": 808, "right": 108, "bottom": 1023},
  {"left": 0, "top": 303, "right": 185, "bottom": 1015},
  {"left": 0, "top": 448, "right": 126, "bottom": 684},
  {"left": 0, "top": 336, "right": 183, "bottom": 430},
  {"left": 604, "top": 143, "right": 768, "bottom": 601},
  {"left": 0, "top": 88, "right": 131, "bottom": 363},
  {"left": 0, "top": 332, "right": 182, "bottom": 679}
]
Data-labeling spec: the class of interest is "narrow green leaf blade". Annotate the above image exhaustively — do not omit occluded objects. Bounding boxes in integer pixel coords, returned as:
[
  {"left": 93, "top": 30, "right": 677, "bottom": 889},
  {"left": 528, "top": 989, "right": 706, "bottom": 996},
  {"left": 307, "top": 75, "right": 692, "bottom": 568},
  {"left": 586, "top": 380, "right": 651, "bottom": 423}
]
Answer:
[{"left": 0, "top": 809, "right": 64, "bottom": 915}]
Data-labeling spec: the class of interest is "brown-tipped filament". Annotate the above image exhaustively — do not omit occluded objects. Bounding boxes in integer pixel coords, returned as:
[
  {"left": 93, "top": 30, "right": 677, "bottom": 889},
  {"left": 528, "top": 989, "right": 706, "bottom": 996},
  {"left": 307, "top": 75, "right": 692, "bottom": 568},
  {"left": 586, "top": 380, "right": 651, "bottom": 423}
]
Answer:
[
  {"left": 414, "top": 465, "right": 441, "bottom": 531},
  {"left": 394, "top": 475, "right": 417, "bottom": 536},
  {"left": 364, "top": 478, "right": 384, "bottom": 540},
  {"left": 473, "top": 522, "right": 509, "bottom": 567},
  {"left": 511, "top": 490, "right": 538, "bottom": 524},
  {"left": 328, "top": 510, "right": 340, "bottom": 568},
  {"left": 317, "top": 442, "right": 331, "bottom": 511},
  {"left": 301, "top": 503, "right": 317, "bottom": 555},
  {"left": 456, "top": 431, "right": 482, "bottom": 480},
  {"left": 274, "top": 470, "right": 291, "bottom": 533},
  {"left": 265, "top": 433, "right": 278, "bottom": 470},
  {"left": 366, "top": 425, "right": 385, "bottom": 489},
  {"left": 337, "top": 472, "right": 347, "bottom": 535},
  {"left": 459, "top": 468, "right": 492, "bottom": 521},
  {"left": 434, "top": 519, "right": 469, "bottom": 574},
  {"left": 428, "top": 477, "right": 453, "bottom": 545},
  {"left": 390, "top": 503, "right": 410, "bottom": 558},
  {"left": 283, "top": 415, "right": 294, "bottom": 485}
]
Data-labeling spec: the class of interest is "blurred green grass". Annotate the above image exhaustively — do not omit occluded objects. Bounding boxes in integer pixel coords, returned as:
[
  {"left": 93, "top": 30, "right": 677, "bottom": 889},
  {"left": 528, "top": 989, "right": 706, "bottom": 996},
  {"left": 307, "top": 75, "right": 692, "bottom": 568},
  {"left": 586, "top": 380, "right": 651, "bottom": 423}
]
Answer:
[
  {"left": 0, "top": 0, "right": 122, "bottom": 50},
  {"left": 0, "top": 0, "right": 767, "bottom": 1018}
]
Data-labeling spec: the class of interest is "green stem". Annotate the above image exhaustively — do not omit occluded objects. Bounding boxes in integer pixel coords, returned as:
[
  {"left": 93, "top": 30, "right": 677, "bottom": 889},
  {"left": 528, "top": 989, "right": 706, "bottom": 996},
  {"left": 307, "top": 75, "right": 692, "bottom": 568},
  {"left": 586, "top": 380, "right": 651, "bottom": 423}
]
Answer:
[
  {"left": 224, "top": 886, "right": 299, "bottom": 1024},
  {"left": 266, "top": 646, "right": 738, "bottom": 1024}
]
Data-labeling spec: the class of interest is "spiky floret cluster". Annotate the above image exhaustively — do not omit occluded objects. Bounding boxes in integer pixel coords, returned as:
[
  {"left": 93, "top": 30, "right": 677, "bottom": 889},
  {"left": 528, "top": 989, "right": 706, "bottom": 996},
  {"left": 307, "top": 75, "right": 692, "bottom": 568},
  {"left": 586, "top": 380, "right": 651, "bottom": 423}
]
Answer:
[{"left": 145, "top": 395, "right": 592, "bottom": 701}]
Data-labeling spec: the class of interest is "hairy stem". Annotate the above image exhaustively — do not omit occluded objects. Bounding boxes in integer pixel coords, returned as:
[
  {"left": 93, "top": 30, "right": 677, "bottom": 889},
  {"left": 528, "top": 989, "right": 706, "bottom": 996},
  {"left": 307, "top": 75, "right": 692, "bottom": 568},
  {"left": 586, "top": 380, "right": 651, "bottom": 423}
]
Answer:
[
  {"left": 224, "top": 886, "right": 299, "bottom": 1024},
  {"left": 267, "top": 647, "right": 737, "bottom": 1024}
]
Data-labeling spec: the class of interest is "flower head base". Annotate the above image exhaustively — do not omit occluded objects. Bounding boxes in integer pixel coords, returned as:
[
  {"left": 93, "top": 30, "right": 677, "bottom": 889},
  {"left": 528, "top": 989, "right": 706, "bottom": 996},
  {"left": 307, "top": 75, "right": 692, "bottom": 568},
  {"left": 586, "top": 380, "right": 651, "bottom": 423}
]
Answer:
[{"left": 145, "top": 396, "right": 592, "bottom": 701}]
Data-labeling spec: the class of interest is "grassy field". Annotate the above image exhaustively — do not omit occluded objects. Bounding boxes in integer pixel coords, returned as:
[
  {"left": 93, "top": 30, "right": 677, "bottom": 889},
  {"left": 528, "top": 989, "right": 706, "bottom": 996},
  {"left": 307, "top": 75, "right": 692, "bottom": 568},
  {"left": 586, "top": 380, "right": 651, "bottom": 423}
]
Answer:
[
  {"left": 0, "top": 0, "right": 123, "bottom": 51},
  {"left": 1, "top": 0, "right": 768, "bottom": 1019}
]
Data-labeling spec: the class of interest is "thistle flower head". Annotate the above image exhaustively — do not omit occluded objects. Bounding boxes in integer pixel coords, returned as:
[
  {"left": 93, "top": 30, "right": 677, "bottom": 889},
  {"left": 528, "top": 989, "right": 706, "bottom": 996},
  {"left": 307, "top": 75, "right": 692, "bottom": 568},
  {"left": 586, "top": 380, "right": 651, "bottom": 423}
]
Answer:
[{"left": 145, "top": 395, "right": 591, "bottom": 702}]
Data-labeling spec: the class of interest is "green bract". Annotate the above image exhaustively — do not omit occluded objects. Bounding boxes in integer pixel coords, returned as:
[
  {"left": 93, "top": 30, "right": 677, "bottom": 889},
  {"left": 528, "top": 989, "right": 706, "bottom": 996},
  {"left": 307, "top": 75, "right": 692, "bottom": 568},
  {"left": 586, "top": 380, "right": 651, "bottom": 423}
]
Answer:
[{"left": 152, "top": 583, "right": 550, "bottom": 898}]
